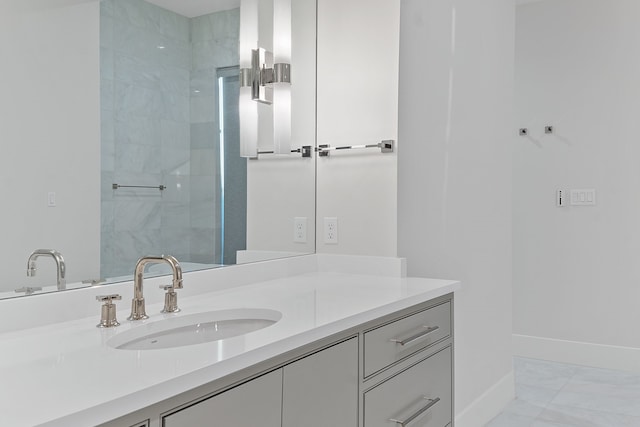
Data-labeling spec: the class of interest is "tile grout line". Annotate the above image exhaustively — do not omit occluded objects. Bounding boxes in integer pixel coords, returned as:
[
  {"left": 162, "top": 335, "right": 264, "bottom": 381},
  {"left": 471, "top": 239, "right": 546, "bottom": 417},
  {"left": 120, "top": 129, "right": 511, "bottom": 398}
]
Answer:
[{"left": 530, "top": 368, "right": 577, "bottom": 425}]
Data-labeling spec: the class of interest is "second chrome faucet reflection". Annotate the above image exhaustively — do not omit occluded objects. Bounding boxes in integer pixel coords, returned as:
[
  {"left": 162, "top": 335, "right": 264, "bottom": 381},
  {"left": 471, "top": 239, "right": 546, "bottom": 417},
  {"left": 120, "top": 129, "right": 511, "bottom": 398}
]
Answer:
[
  {"left": 27, "top": 249, "right": 66, "bottom": 291},
  {"left": 128, "top": 255, "right": 183, "bottom": 321}
]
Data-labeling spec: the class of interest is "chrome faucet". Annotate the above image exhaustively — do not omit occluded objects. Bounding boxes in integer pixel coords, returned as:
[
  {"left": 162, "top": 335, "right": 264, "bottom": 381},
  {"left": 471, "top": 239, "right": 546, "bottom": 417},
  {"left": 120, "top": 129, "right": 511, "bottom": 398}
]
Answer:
[
  {"left": 128, "top": 255, "right": 183, "bottom": 320},
  {"left": 26, "top": 249, "right": 66, "bottom": 290}
]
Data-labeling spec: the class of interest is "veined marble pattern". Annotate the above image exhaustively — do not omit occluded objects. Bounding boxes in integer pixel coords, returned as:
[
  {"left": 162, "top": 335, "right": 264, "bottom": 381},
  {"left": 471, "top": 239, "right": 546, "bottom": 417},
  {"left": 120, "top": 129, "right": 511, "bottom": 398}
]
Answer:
[
  {"left": 100, "top": 0, "right": 240, "bottom": 279},
  {"left": 191, "top": 8, "right": 239, "bottom": 43},
  {"left": 190, "top": 122, "right": 217, "bottom": 149},
  {"left": 486, "top": 358, "right": 640, "bottom": 427}
]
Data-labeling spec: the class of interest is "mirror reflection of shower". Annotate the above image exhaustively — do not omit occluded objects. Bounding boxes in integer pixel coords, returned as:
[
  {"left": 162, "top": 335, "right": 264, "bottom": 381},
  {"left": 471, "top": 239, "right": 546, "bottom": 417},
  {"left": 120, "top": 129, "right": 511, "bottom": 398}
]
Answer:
[
  {"left": 218, "top": 67, "right": 246, "bottom": 265},
  {"left": 100, "top": 0, "right": 244, "bottom": 279}
]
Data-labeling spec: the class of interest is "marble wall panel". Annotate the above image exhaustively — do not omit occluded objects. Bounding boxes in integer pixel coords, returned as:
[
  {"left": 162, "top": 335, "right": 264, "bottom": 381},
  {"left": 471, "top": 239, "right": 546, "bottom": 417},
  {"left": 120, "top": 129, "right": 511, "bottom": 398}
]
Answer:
[
  {"left": 101, "top": 1, "right": 239, "bottom": 277},
  {"left": 113, "top": 0, "right": 190, "bottom": 43},
  {"left": 191, "top": 9, "right": 239, "bottom": 43},
  {"left": 190, "top": 122, "right": 217, "bottom": 149},
  {"left": 114, "top": 114, "right": 162, "bottom": 147},
  {"left": 161, "top": 201, "right": 190, "bottom": 228},
  {"left": 190, "top": 69, "right": 216, "bottom": 98},
  {"left": 115, "top": 143, "right": 163, "bottom": 174},
  {"left": 114, "top": 199, "right": 162, "bottom": 231},
  {"left": 189, "top": 227, "right": 218, "bottom": 264},
  {"left": 161, "top": 120, "right": 190, "bottom": 150},
  {"left": 190, "top": 201, "right": 217, "bottom": 229}
]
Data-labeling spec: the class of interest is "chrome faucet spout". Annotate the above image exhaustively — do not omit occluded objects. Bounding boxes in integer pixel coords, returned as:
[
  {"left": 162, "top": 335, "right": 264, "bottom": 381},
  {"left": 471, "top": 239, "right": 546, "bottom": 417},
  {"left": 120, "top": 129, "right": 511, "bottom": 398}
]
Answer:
[
  {"left": 128, "top": 255, "right": 183, "bottom": 321},
  {"left": 26, "top": 249, "right": 66, "bottom": 291}
]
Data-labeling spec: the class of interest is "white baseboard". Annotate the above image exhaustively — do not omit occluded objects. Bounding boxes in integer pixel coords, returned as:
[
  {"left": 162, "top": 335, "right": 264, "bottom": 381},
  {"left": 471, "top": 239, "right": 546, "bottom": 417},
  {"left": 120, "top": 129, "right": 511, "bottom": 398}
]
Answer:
[
  {"left": 454, "top": 371, "right": 515, "bottom": 427},
  {"left": 513, "top": 334, "right": 640, "bottom": 373}
]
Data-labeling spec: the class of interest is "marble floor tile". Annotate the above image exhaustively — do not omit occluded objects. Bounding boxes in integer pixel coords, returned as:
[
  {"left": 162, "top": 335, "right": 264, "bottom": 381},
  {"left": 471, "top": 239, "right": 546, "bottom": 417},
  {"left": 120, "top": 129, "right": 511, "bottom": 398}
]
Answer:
[
  {"left": 572, "top": 366, "right": 640, "bottom": 385},
  {"left": 502, "top": 397, "right": 548, "bottom": 418},
  {"left": 538, "top": 403, "right": 640, "bottom": 427},
  {"left": 564, "top": 367, "right": 640, "bottom": 400},
  {"left": 485, "top": 411, "right": 536, "bottom": 427},
  {"left": 550, "top": 390, "right": 640, "bottom": 417},
  {"left": 516, "top": 383, "right": 560, "bottom": 407},
  {"left": 530, "top": 420, "right": 577, "bottom": 427},
  {"left": 514, "top": 357, "right": 581, "bottom": 390},
  {"left": 485, "top": 358, "right": 640, "bottom": 427}
]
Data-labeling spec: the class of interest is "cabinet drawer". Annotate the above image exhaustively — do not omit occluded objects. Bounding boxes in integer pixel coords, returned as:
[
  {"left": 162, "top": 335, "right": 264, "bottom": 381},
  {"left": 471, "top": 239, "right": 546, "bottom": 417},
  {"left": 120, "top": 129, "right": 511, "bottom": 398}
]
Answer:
[
  {"left": 363, "top": 302, "right": 451, "bottom": 377},
  {"left": 363, "top": 347, "right": 452, "bottom": 427}
]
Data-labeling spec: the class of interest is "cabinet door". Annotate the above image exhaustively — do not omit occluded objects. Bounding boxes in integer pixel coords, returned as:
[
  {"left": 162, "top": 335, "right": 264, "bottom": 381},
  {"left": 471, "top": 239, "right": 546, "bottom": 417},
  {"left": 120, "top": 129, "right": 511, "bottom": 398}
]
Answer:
[
  {"left": 282, "top": 337, "right": 358, "bottom": 427},
  {"left": 163, "top": 369, "right": 282, "bottom": 427}
]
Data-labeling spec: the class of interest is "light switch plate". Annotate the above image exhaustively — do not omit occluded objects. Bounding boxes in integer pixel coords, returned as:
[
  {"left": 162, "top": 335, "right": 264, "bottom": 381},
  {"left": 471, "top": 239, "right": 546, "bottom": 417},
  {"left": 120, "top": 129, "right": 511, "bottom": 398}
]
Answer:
[
  {"left": 570, "top": 189, "right": 596, "bottom": 206},
  {"left": 556, "top": 190, "right": 566, "bottom": 207}
]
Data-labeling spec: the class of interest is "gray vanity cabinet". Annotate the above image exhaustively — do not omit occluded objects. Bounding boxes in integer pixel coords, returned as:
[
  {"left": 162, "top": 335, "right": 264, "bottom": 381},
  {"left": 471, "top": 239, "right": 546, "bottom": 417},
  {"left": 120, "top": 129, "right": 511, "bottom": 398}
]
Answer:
[
  {"left": 282, "top": 337, "right": 358, "bottom": 426},
  {"left": 363, "top": 301, "right": 451, "bottom": 378},
  {"left": 162, "top": 338, "right": 358, "bottom": 427},
  {"left": 101, "top": 294, "right": 453, "bottom": 427},
  {"left": 162, "top": 369, "right": 283, "bottom": 427},
  {"left": 363, "top": 347, "right": 452, "bottom": 427}
]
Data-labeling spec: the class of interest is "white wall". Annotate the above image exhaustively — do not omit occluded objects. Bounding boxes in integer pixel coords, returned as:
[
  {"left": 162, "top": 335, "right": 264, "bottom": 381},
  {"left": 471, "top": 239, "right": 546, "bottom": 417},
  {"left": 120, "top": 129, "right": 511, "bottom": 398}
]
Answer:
[
  {"left": 0, "top": 1, "right": 101, "bottom": 291},
  {"left": 315, "top": 0, "right": 399, "bottom": 257},
  {"left": 514, "top": 0, "right": 640, "bottom": 370},
  {"left": 245, "top": 0, "right": 316, "bottom": 257},
  {"left": 397, "top": 0, "right": 515, "bottom": 425}
]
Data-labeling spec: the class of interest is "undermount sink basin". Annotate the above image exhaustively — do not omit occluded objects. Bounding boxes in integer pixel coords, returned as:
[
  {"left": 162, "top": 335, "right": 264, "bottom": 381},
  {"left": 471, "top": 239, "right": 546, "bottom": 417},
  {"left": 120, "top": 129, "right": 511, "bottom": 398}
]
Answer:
[{"left": 108, "top": 308, "right": 282, "bottom": 351}]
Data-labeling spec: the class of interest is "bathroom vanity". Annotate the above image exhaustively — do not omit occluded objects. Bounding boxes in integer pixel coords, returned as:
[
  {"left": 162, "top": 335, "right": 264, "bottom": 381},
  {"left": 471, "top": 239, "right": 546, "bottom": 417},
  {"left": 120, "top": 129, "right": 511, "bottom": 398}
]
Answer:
[
  {"left": 0, "top": 256, "right": 458, "bottom": 427},
  {"left": 108, "top": 294, "right": 453, "bottom": 427}
]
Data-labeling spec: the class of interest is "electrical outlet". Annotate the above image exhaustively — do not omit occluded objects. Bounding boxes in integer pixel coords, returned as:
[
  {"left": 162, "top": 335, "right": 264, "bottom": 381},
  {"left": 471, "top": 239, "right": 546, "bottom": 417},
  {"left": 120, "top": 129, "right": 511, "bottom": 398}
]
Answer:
[
  {"left": 324, "top": 217, "right": 338, "bottom": 244},
  {"left": 294, "top": 217, "right": 307, "bottom": 243}
]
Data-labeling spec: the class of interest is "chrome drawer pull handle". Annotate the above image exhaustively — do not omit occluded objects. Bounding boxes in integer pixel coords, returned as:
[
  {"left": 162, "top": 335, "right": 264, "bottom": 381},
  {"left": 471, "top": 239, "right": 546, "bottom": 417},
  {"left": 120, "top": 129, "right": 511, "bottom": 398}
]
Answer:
[
  {"left": 390, "top": 325, "right": 440, "bottom": 346},
  {"left": 389, "top": 397, "right": 441, "bottom": 426}
]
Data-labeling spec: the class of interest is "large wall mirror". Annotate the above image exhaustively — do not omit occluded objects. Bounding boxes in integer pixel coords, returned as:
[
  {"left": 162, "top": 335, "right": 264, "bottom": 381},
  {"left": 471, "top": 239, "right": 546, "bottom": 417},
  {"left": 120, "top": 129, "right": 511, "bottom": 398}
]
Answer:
[{"left": 0, "top": 0, "right": 316, "bottom": 299}]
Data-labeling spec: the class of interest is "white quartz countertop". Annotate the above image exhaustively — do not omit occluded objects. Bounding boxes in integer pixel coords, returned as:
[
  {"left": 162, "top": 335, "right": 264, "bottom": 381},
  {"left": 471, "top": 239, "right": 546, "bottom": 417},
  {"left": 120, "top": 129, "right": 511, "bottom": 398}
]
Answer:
[{"left": 0, "top": 271, "right": 458, "bottom": 427}]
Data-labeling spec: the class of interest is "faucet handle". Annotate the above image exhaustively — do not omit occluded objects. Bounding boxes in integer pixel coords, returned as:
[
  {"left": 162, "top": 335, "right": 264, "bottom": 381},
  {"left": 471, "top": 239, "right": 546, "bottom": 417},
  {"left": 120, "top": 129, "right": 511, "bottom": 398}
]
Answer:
[
  {"left": 96, "top": 294, "right": 121, "bottom": 328},
  {"left": 97, "top": 294, "right": 122, "bottom": 302},
  {"left": 159, "top": 284, "right": 180, "bottom": 314}
]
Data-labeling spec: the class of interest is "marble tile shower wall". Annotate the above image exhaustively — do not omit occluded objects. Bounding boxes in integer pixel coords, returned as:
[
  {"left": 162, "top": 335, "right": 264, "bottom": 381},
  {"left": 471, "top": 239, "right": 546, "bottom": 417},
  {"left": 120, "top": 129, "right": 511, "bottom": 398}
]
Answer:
[
  {"left": 100, "top": 0, "right": 239, "bottom": 277},
  {"left": 190, "top": 9, "right": 239, "bottom": 265}
]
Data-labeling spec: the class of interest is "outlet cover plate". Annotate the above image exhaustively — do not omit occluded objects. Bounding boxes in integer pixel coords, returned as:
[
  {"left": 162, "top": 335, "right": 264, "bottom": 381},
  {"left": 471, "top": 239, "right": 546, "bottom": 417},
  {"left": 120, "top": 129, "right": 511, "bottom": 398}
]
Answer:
[
  {"left": 294, "top": 217, "right": 307, "bottom": 243},
  {"left": 324, "top": 217, "right": 338, "bottom": 244}
]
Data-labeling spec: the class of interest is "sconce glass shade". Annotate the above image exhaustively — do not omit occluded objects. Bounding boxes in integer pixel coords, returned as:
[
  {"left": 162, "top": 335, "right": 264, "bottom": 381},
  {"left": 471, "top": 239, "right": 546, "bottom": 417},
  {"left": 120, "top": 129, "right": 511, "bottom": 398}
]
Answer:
[
  {"left": 240, "top": 87, "right": 258, "bottom": 158},
  {"left": 272, "top": 0, "right": 292, "bottom": 154},
  {"left": 240, "top": 0, "right": 259, "bottom": 158},
  {"left": 240, "top": 0, "right": 258, "bottom": 68},
  {"left": 273, "top": 84, "right": 291, "bottom": 154},
  {"left": 273, "top": 0, "right": 291, "bottom": 63}
]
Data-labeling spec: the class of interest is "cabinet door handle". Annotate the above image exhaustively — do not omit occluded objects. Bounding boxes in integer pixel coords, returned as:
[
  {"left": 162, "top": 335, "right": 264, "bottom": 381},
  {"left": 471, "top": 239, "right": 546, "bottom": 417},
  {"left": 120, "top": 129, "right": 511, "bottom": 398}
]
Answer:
[
  {"left": 390, "top": 325, "right": 440, "bottom": 346},
  {"left": 389, "top": 397, "right": 441, "bottom": 426}
]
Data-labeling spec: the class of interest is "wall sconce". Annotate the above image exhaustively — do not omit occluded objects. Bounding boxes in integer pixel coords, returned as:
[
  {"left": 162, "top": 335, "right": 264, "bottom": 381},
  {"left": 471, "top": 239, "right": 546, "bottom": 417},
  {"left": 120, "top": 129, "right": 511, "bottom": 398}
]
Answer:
[
  {"left": 272, "top": 0, "right": 292, "bottom": 155},
  {"left": 239, "top": 0, "right": 259, "bottom": 158},
  {"left": 240, "top": 0, "right": 292, "bottom": 158}
]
